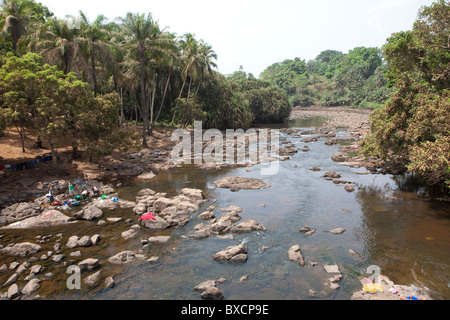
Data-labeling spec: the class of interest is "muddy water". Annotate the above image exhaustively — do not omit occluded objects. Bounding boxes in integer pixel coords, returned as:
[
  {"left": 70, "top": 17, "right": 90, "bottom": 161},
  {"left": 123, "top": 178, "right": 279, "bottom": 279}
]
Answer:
[{"left": 1, "top": 117, "right": 449, "bottom": 300}]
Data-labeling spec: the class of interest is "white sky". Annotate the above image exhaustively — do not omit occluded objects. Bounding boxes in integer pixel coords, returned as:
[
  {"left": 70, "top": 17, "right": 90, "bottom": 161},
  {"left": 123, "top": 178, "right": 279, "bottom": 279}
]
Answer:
[{"left": 38, "top": 0, "right": 436, "bottom": 77}]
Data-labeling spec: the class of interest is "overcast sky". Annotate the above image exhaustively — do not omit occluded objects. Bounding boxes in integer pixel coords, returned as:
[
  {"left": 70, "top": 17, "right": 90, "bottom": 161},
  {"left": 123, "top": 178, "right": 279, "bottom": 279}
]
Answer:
[{"left": 38, "top": 0, "right": 436, "bottom": 77}]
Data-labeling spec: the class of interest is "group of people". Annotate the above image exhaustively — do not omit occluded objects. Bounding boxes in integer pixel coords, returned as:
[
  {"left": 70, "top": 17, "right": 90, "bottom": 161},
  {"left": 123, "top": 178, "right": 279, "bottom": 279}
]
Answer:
[{"left": 46, "top": 183, "right": 101, "bottom": 205}]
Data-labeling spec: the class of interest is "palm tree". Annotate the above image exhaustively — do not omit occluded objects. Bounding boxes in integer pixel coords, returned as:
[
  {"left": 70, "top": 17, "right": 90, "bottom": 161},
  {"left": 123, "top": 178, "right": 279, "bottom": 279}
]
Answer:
[
  {"left": 177, "top": 33, "right": 202, "bottom": 100},
  {"left": 118, "top": 12, "right": 176, "bottom": 147},
  {"left": 29, "top": 17, "right": 86, "bottom": 74},
  {"left": 0, "top": 0, "right": 33, "bottom": 55},
  {"left": 195, "top": 41, "right": 217, "bottom": 95},
  {"left": 79, "top": 11, "right": 112, "bottom": 96}
]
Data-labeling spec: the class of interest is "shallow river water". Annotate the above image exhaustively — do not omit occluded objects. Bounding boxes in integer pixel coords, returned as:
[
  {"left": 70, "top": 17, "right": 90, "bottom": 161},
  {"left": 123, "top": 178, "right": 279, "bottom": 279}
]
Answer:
[{"left": 1, "top": 117, "right": 449, "bottom": 300}]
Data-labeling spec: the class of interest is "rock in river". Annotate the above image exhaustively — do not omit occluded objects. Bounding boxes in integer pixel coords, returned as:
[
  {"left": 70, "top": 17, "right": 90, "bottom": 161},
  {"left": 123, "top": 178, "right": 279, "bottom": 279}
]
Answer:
[
  {"left": 230, "top": 219, "right": 267, "bottom": 233},
  {"left": 0, "top": 210, "right": 76, "bottom": 230},
  {"left": 0, "top": 242, "right": 42, "bottom": 257},
  {"left": 73, "top": 203, "right": 103, "bottom": 221},
  {"left": 108, "top": 251, "right": 136, "bottom": 264},
  {"left": 213, "top": 177, "right": 270, "bottom": 190},
  {"left": 288, "top": 245, "right": 305, "bottom": 267},
  {"left": 213, "top": 244, "right": 248, "bottom": 262}
]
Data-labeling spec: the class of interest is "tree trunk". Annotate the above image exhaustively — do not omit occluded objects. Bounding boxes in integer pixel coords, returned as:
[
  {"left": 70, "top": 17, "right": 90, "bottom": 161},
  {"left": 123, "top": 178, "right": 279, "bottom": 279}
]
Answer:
[
  {"left": 153, "top": 68, "right": 171, "bottom": 126},
  {"left": 91, "top": 48, "right": 98, "bottom": 97},
  {"left": 149, "top": 72, "right": 157, "bottom": 135},
  {"left": 139, "top": 44, "right": 149, "bottom": 148}
]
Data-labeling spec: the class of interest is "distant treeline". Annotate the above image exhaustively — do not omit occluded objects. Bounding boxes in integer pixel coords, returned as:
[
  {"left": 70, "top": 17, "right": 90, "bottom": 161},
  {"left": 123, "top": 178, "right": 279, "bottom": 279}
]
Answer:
[{"left": 255, "top": 46, "right": 392, "bottom": 110}]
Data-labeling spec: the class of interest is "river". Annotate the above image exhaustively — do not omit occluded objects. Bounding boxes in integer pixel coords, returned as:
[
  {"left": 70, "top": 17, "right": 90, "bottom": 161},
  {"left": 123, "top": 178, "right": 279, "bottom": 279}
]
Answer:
[{"left": 1, "top": 117, "right": 449, "bottom": 300}]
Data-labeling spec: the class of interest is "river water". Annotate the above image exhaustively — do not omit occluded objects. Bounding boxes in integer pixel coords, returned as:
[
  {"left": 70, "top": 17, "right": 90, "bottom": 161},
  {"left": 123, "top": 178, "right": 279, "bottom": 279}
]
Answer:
[{"left": 1, "top": 117, "right": 449, "bottom": 300}]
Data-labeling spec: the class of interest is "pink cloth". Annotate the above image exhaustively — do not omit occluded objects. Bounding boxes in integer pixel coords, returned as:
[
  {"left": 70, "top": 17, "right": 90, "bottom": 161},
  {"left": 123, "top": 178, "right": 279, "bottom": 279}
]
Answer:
[{"left": 139, "top": 213, "right": 156, "bottom": 222}]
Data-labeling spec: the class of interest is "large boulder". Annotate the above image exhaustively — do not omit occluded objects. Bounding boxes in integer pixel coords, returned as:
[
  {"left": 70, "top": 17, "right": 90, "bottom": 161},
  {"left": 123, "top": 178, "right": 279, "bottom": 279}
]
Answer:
[
  {"left": 108, "top": 251, "right": 136, "bottom": 264},
  {"left": 139, "top": 215, "right": 170, "bottom": 231},
  {"left": 0, "top": 202, "right": 42, "bottom": 225},
  {"left": 1, "top": 242, "right": 42, "bottom": 257},
  {"left": 0, "top": 210, "right": 76, "bottom": 230},
  {"left": 214, "top": 177, "right": 270, "bottom": 190},
  {"left": 213, "top": 244, "right": 248, "bottom": 262},
  {"left": 73, "top": 203, "right": 103, "bottom": 221},
  {"left": 78, "top": 258, "right": 99, "bottom": 271},
  {"left": 230, "top": 219, "right": 266, "bottom": 233},
  {"left": 288, "top": 245, "right": 305, "bottom": 267},
  {"left": 211, "top": 211, "right": 242, "bottom": 233},
  {"left": 116, "top": 163, "right": 144, "bottom": 177}
]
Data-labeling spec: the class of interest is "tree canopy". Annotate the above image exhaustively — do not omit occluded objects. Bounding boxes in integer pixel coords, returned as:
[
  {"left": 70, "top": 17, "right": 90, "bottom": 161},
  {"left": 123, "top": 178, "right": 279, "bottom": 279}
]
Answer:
[{"left": 362, "top": 0, "right": 450, "bottom": 192}]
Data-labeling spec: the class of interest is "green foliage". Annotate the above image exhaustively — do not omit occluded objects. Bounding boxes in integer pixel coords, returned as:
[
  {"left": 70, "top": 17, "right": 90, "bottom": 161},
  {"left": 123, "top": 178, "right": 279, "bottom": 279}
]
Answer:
[
  {"left": 363, "top": 0, "right": 450, "bottom": 191},
  {"left": 0, "top": 52, "right": 139, "bottom": 157},
  {"left": 261, "top": 47, "right": 389, "bottom": 109}
]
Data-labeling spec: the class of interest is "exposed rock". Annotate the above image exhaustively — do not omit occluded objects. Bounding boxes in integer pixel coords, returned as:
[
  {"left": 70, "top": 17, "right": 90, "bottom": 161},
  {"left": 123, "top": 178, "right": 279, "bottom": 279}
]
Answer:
[
  {"left": 0, "top": 242, "right": 42, "bottom": 257},
  {"left": 3, "top": 273, "right": 19, "bottom": 287},
  {"left": 220, "top": 205, "right": 243, "bottom": 213},
  {"left": 327, "top": 228, "right": 346, "bottom": 234},
  {"left": 214, "top": 177, "right": 270, "bottom": 190},
  {"left": 324, "top": 265, "right": 340, "bottom": 274},
  {"left": 108, "top": 251, "right": 136, "bottom": 264},
  {"left": 66, "top": 236, "right": 79, "bottom": 249},
  {"left": 7, "top": 283, "right": 21, "bottom": 299},
  {"left": 211, "top": 211, "right": 242, "bottom": 233},
  {"left": 322, "top": 171, "right": 342, "bottom": 179},
  {"left": 194, "top": 280, "right": 217, "bottom": 292},
  {"left": 0, "top": 202, "right": 42, "bottom": 225},
  {"left": 52, "top": 254, "right": 65, "bottom": 263},
  {"left": 122, "top": 228, "right": 138, "bottom": 240},
  {"left": 309, "top": 166, "right": 321, "bottom": 171},
  {"left": 213, "top": 244, "right": 248, "bottom": 262},
  {"left": 139, "top": 215, "right": 170, "bottom": 231},
  {"left": 116, "top": 163, "right": 144, "bottom": 177},
  {"left": 78, "top": 258, "right": 99, "bottom": 271},
  {"left": 84, "top": 270, "right": 102, "bottom": 287},
  {"left": 288, "top": 245, "right": 305, "bottom": 266},
  {"left": 105, "top": 276, "right": 115, "bottom": 288},
  {"left": 21, "top": 278, "right": 40, "bottom": 296},
  {"left": 136, "top": 172, "right": 156, "bottom": 180},
  {"left": 201, "top": 286, "right": 224, "bottom": 300},
  {"left": 230, "top": 219, "right": 266, "bottom": 233},
  {"left": 147, "top": 236, "right": 171, "bottom": 244},
  {"left": 1, "top": 210, "right": 76, "bottom": 230},
  {"left": 198, "top": 211, "right": 215, "bottom": 220},
  {"left": 331, "top": 153, "right": 348, "bottom": 162},
  {"left": 73, "top": 203, "right": 103, "bottom": 221},
  {"left": 344, "top": 185, "right": 355, "bottom": 193},
  {"left": 299, "top": 226, "right": 310, "bottom": 232},
  {"left": 77, "top": 236, "right": 92, "bottom": 247},
  {"left": 137, "top": 188, "right": 157, "bottom": 196}
]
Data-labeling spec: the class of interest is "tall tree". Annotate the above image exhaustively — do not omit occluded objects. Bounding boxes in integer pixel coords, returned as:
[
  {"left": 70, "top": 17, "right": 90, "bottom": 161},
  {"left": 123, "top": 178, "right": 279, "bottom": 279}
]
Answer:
[
  {"left": 29, "top": 17, "right": 86, "bottom": 74},
  {"left": 79, "top": 11, "right": 112, "bottom": 96},
  {"left": 118, "top": 12, "right": 176, "bottom": 146},
  {"left": 0, "top": 0, "right": 33, "bottom": 55}
]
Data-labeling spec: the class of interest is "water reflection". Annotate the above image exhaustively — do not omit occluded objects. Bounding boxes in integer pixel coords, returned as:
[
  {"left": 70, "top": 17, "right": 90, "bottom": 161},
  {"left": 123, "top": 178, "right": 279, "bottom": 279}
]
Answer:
[{"left": 354, "top": 182, "right": 450, "bottom": 299}]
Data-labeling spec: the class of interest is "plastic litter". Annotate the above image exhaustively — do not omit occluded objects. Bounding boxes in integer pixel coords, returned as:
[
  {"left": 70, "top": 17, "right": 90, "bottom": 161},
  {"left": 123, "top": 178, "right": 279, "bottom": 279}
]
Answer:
[
  {"left": 139, "top": 212, "right": 156, "bottom": 222},
  {"left": 363, "top": 283, "right": 384, "bottom": 294}
]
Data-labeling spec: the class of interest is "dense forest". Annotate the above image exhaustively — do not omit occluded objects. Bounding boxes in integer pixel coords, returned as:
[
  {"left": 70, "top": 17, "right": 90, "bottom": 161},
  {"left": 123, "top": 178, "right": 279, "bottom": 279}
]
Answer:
[
  {"left": 0, "top": 0, "right": 290, "bottom": 156},
  {"left": 258, "top": 46, "right": 392, "bottom": 109}
]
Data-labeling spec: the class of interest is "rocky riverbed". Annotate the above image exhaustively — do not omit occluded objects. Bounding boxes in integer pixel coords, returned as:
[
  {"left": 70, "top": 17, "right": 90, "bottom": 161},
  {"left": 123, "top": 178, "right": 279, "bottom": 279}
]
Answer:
[{"left": 0, "top": 107, "right": 443, "bottom": 300}]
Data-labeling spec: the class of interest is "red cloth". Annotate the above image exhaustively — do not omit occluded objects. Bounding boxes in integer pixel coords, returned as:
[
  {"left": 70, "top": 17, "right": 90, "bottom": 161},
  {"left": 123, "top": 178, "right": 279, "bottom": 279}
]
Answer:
[{"left": 139, "top": 213, "right": 156, "bottom": 222}]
